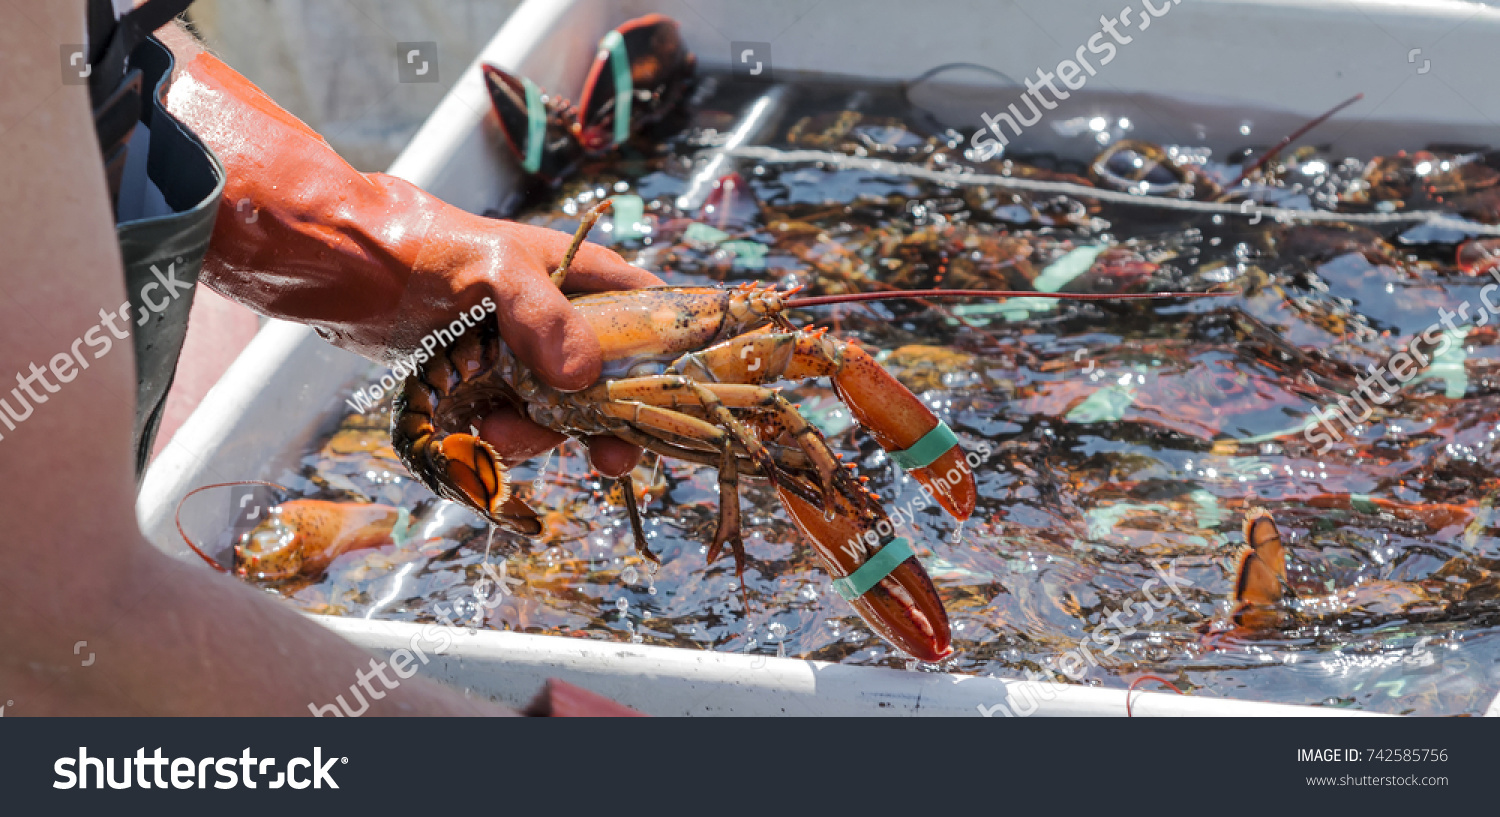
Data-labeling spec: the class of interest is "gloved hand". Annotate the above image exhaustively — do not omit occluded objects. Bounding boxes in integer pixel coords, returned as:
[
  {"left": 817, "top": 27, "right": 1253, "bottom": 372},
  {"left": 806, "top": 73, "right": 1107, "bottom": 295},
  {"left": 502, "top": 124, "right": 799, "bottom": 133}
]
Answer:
[{"left": 165, "top": 52, "right": 660, "bottom": 475}]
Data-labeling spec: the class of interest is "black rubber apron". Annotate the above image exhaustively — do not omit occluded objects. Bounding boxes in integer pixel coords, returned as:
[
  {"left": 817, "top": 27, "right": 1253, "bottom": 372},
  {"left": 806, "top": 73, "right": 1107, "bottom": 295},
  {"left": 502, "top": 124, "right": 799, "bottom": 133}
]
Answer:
[{"left": 88, "top": 0, "right": 224, "bottom": 476}]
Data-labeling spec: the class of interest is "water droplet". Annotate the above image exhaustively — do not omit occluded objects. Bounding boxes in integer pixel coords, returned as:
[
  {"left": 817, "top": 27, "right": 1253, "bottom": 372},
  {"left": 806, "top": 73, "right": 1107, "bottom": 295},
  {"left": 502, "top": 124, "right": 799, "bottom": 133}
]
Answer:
[
  {"left": 621, "top": 566, "right": 639, "bottom": 585},
  {"left": 616, "top": 598, "right": 629, "bottom": 612}
]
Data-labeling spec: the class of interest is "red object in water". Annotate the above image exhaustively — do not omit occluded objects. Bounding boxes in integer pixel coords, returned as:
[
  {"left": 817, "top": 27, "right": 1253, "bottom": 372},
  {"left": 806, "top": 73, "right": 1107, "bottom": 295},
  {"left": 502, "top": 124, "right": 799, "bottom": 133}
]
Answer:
[{"left": 524, "top": 679, "right": 646, "bottom": 717}]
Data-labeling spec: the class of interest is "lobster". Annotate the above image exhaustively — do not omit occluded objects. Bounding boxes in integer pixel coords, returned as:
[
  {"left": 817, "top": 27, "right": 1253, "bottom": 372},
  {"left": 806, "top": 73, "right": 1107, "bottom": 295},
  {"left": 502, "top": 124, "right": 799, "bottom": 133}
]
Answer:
[
  {"left": 390, "top": 201, "right": 1231, "bottom": 662},
  {"left": 174, "top": 481, "right": 417, "bottom": 582},
  {"left": 1225, "top": 508, "right": 1296, "bottom": 632},
  {"left": 1206, "top": 505, "right": 1472, "bottom": 642},
  {"left": 232, "top": 499, "right": 408, "bottom": 582},
  {"left": 481, "top": 14, "right": 696, "bottom": 192}
]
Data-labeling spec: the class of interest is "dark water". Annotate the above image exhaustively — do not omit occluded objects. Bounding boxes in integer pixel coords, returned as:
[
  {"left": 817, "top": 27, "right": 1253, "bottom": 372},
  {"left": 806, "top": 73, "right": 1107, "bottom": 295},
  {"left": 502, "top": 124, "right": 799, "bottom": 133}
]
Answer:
[{"left": 222, "top": 74, "right": 1500, "bottom": 716}]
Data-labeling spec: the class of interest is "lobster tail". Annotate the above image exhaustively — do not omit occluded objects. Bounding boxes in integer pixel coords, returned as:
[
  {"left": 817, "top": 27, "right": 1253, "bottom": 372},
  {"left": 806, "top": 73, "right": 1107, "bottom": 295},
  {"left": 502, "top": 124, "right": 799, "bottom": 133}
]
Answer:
[
  {"left": 433, "top": 432, "right": 512, "bottom": 515},
  {"left": 391, "top": 354, "right": 541, "bottom": 535},
  {"left": 1230, "top": 508, "right": 1293, "bottom": 630}
]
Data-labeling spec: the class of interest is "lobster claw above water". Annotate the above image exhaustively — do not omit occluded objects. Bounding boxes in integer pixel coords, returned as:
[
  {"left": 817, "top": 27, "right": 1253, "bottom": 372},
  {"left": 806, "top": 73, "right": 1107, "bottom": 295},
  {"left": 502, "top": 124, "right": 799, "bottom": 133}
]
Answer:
[
  {"left": 481, "top": 64, "right": 586, "bottom": 187},
  {"left": 573, "top": 14, "right": 697, "bottom": 154},
  {"left": 481, "top": 14, "right": 696, "bottom": 187},
  {"left": 829, "top": 342, "right": 978, "bottom": 521},
  {"left": 776, "top": 484, "right": 952, "bottom": 662}
]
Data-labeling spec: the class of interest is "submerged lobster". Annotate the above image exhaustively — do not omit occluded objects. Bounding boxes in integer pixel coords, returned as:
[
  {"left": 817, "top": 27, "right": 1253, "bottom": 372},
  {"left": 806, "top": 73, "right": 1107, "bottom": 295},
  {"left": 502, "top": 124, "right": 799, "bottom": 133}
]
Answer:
[
  {"left": 233, "top": 499, "right": 408, "bottom": 582},
  {"left": 1205, "top": 503, "right": 1491, "bottom": 648},
  {"left": 391, "top": 202, "right": 1229, "bottom": 662}
]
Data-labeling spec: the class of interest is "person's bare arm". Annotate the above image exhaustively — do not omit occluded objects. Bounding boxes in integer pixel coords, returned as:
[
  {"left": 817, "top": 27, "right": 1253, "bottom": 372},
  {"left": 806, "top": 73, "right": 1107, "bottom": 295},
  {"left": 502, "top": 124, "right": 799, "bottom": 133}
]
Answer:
[{"left": 0, "top": 0, "right": 507, "bottom": 716}]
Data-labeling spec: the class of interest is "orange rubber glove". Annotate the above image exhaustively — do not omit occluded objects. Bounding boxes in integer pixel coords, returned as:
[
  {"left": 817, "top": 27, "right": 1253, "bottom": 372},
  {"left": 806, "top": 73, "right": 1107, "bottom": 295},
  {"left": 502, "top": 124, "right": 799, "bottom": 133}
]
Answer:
[{"left": 165, "top": 53, "right": 660, "bottom": 474}]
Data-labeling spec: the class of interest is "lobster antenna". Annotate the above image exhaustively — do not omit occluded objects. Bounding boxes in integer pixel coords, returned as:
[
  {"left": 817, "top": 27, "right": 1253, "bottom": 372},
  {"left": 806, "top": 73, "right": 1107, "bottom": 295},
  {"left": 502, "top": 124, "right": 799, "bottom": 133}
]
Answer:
[
  {"left": 1225, "top": 92, "right": 1364, "bottom": 190},
  {"left": 787, "top": 288, "right": 1236, "bottom": 309},
  {"left": 1125, "top": 674, "right": 1187, "bottom": 717},
  {"left": 552, "top": 199, "right": 614, "bottom": 289},
  {"left": 174, "top": 479, "right": 291, "bottom": 573}
]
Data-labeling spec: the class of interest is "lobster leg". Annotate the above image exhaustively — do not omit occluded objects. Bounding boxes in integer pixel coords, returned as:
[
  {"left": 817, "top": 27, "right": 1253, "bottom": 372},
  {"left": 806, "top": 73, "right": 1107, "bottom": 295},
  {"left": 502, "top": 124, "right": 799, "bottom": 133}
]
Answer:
[
  {"left": 589, "top": 376, "right": 950, "bottom": 659},
  {"left": 594, "top": 377, "right": 778, "bottom": 473},
  {"left": 616, "top": 473, "right": 656, "bottom": 563},
  {"left": 598, "top": 376, "right": 850, "bottom": 509},
  {"left": 596, "top": 374, "right": 860, "bottom": 580},
  {"left": 596, "top": 385, "right": 762, "bottom": 579},
  {"left": 673, "top": 330, "right": 978, "bottom": 520},
  {"left": 598, "top": 398, "right": 732, "bottom": 452},
  {"left": 605, "top": 423, "right": 781, "bottom": 474},
  {"left": 712, "top": 442, "right": 744, "bottom": 571}
]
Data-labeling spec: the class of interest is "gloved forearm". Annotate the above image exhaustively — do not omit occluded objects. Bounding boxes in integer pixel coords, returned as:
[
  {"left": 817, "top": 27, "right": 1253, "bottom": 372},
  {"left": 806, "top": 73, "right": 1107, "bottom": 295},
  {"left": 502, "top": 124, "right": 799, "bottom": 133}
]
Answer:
[
  {"left": 164, "top": 51, "right": 663, "bottom": 386},
  {"left": 166, "top": 52, "right": 451, "bottom": 363},
  {"left": 162, "top": 46, "right": 659, "bottom": 475}
]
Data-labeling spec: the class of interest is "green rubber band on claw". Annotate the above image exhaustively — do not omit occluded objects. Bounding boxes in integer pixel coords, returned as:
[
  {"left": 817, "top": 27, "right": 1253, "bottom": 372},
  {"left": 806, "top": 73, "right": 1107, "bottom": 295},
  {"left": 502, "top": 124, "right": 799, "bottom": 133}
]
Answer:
[
  {"left": 389, "top": 506, "right": 413, "bottom": 547},
  {"left": 889, "top": 421, "right": 959, "bottom": 471},
  {"left": 600, "top": 30, "right": 632, "bottom": 146},
  {"left": 832, "top": 537, "right": 915, "bottom": 601},
  {"left": 521, "top": 77, "right": 546, "bottom": 173}
]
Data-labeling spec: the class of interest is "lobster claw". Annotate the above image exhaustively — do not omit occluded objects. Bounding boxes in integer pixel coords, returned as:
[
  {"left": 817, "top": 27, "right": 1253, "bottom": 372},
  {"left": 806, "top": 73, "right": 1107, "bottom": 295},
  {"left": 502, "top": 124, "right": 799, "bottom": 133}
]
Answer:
[
  {"left": 775, "top": 484, "right": 952, "bottom": 662},
  {"left": 481, "top": 64, "right": 584, "bottom": 186},
  {"left": 574, "top": 14, "right": 697, "bottom": 154},
  {"left": 671, "top": 326, "right": 979, "bottom": 521},
  {"left": 830, "top": 343, "right": 978, "bottom": 521}
]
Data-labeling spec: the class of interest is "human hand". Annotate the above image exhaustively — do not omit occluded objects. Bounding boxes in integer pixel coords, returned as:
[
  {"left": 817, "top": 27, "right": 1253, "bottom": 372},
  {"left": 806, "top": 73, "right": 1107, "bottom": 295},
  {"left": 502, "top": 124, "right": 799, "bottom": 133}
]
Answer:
[
  {"left": 168, "top": 52, "right": 663, "bottom": 477},
  {"left": 415, "top": 216, "right": 663, "bottom": 477}
]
